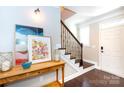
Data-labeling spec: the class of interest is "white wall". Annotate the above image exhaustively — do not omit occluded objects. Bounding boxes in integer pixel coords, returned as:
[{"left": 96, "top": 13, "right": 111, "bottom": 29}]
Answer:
[
  {"left": 0, "top": 6, "right": 61, "bottom": 58},
  {"left": 0, "top": 6, "right": 62, "bottom": 86},
  {"left": 81, "top": 23, "right": 99, "bottom": 63},
  {"left": 64, "top": 17, "right": 78, "bottom": 38},
  {"left": 78, "top": 8, "right": 124, "bottom": 65}
]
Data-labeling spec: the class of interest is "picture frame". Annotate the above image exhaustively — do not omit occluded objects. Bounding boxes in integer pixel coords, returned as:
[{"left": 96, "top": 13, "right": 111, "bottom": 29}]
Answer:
[
  {"left": 15, "top": 25, "right": 43, "bottom": 65},
  {"left": 28, "top": 35, "right": 52, "bottom": 64}
]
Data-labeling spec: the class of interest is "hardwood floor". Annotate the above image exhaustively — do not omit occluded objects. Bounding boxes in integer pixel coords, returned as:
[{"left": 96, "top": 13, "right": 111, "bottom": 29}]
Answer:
[
  {"left": 83, "top": 62, "right": 94, "bottom": 69},
  {"left": 64, "top": 69, "right": 124, "bottom": 87}
]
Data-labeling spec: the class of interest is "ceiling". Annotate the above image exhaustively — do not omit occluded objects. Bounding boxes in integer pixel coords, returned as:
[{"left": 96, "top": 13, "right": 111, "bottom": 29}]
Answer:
[
  {"left": 64, "top": 6, "right": 121, "bottom": 25},
  {"left": 61, "top": 7, "right": 76, "bottom": 21}
]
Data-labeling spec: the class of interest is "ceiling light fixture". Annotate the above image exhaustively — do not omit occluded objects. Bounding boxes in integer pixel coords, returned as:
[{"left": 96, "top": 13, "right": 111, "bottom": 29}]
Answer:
[{"left": 34, "top": 8, "right": 40, "bottom": 14}]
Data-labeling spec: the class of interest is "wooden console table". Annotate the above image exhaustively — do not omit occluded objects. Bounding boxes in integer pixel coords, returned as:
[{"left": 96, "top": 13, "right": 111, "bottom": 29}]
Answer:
[{"left": 0, "top": 61, "right": 65, "bottom": 87}]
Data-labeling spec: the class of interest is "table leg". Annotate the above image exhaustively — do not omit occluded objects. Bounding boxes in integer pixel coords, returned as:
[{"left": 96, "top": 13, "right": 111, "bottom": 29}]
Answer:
[
  {"left": 62, "top": 66, "right": 64, "bottom": 86},
  {"left": 56, "top": 69, "right": 58, "bottom": 82}
]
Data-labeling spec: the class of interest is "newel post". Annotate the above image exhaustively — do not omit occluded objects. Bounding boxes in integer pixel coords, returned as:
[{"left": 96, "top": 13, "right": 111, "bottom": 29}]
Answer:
[{"left": 80, "top": 43, "right": 83, "bottom": 66}]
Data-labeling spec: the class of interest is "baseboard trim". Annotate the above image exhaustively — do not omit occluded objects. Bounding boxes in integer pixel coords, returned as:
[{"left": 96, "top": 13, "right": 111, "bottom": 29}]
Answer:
[
  {"left": 83, "top": 59, "right": 97, "bottom": 66},
  {"left": 99, "top": 69, "right": 124, "bottom": 78},
  {"left": 95, "top": 66, "right": 101, "bottom": 70}
]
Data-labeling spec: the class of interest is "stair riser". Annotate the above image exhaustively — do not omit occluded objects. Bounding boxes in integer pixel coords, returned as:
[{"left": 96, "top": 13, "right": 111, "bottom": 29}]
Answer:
[
  {"left": 75, "top": 63, "right": 80, "bottom": 67},
  {"left": 58, "top": 49, "right": 84, "bottom": 71},
  {"left": 70, "top": 60, "right": 75, "bottom": 64},
  {"left": 65, "top": 55, "right": 70, "bottom": 59}
]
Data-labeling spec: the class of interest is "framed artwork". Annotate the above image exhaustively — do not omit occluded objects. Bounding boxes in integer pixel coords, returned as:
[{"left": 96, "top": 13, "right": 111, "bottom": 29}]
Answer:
[
  {"left": 28, "top": 35, "right": 51, "bottom": 64},
  {"left": 15, "top": 25, "right": 43, "bottom": 65}
]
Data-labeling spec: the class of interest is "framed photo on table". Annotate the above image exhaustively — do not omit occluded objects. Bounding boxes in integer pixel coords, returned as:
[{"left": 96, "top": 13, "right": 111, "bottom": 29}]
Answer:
[{"left": 28, "top": 35, "right": 51, "bottom": 64}]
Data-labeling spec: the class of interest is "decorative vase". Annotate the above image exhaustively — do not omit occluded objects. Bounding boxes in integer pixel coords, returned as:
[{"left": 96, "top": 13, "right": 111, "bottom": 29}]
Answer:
[
  {"left": 0, "top": 52, "right": 13, "bottom": 72},
  {"left": 54, "top": 49, "right": 60, "bottom": 62}
]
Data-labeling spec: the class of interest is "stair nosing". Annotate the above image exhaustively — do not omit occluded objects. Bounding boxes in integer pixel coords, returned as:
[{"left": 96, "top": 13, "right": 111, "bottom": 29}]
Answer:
[
  {"left": 70, "top": 57, "right": 76, "bottom": 59},
  {"left": 65, "top": 53, "right": 71, "bottom": 55},
  {"left": 58, "top": 48, "right": 66, "bottom": 50}
]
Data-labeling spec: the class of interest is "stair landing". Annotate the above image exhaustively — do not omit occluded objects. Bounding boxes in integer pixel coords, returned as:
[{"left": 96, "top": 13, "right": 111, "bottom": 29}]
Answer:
[
  {"left": 83, "top": 62, "right": 94, "bottom": 69},
  {"left": 75, "top": 59, "right": 94, "bottom": 69}
]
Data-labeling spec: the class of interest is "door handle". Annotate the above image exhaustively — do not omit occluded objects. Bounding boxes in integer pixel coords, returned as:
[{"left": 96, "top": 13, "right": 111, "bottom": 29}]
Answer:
[{"left": 101, "top": 46, "right": 104, "bottom": 53}]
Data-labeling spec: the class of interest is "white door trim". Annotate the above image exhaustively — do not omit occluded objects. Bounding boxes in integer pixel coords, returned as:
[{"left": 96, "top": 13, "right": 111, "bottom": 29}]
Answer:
[{"left": 98, "top": 27, "right": 102, "bottom": 70}]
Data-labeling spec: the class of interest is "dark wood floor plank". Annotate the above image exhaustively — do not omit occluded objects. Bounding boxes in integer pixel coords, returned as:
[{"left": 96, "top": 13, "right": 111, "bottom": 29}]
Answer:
[
  {"left": 64, "top": 69, "right": 124, "bottom": 87},
  {"left": 83, "top": 62, "right": 94, "bottom": 69}
]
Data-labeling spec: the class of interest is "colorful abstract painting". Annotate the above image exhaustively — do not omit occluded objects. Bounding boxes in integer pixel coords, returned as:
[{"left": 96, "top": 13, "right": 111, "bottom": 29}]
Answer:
[
  {"left": 28, "top": 36, "right": 51, "bottom": 64},
  {"left": 15, "top": 25, "right": 43, "bottom": 65}
]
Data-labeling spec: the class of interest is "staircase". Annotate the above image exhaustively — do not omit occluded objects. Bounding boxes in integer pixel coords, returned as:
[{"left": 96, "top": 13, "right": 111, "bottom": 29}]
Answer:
[
  {"left": 60, "top": 20, "right": 83, "bottom": 69},
  {"left": 57, "top": 20, "right": 95, "bottom": 82}
]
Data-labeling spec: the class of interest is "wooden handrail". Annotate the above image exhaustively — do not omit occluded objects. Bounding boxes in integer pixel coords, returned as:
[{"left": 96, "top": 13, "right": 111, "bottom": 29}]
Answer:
[{"left": 61, "top": 20, "right": 81, "bottom": 47}]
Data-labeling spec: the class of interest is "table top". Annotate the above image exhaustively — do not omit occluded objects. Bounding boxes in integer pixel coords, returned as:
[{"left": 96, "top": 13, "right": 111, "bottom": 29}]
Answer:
[{"left": 0, "top": 61, "right": 65, "bottom": 79}]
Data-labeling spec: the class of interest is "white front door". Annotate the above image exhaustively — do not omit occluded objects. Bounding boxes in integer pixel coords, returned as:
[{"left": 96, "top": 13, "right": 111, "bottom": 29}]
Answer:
[{"left": 100, "top": 25, "right": 124, "bottom": 78}]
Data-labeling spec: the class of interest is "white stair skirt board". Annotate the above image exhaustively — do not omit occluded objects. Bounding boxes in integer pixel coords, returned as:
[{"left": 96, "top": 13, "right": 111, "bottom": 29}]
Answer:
[
  {"left": 59, "top": 50, "right": 83, "bottom": 71},
  {"left": 60, "top": 55, "right": 80, "bottom": 72},
  {"left": 59, "top": 50, "right": 95, "bottom": 83},
  {"left": 59, "top": 65, "right": 95, "bottom": 83}
]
